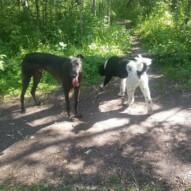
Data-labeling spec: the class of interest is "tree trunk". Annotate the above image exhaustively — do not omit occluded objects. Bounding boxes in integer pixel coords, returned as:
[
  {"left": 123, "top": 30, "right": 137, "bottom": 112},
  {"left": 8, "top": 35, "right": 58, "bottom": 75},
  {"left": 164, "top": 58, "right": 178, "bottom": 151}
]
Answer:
[
  {"left": 92, "top": 0, "right": 96, "bottom": 16},
  {"left": 42, "top": 0, "right": 48, "bottom": 26},
  {"left": 21, "top": 0, "right": 29, "bottom": 10},
  {"left": 80, "top": 0, "right": 83, "bottom": 33},
  {"left": 108, "top": 0, "right": 111, "bottom": 25},
  {"left": 185, "top": 0, "right": 191, "bottom": 24},
  {"left": 35, "top": 0, "right": 40, "bottom": 28},
  {"left": 0, "top": 0, "right": 3, "bottom": 14}
]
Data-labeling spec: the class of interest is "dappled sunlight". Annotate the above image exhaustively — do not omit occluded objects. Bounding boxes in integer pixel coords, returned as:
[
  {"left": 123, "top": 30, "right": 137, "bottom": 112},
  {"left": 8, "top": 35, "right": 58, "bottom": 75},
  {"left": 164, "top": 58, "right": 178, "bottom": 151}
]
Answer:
[
  {"left": 26, "top": 115, "right": 62, "bottom": 127},
  {"left": 120, "top": 102, "right": 162, "bottom": 116},
  {"left": 1, "top": 0, "right": 191, "bottom": 189},
  {"left": 66, "top": 159, "right": 85, "bottom": 171},
  {"left": 11, "top": 106, "right": 52, "bottom": 120},
  {"left": 0, "top": 77, "right": 191, "bottom": 190},
  {"left": 99, "top": 99, "right": 122, "bottom": 112},
  {"left": 150, "top": 107, "right": 191, "bottom": 123},
  {"left": 90, "top": 117, "right": 129, "bottom": 132},
  {"left": 149, "top": 73, "right": 163, "bottom": 79}
]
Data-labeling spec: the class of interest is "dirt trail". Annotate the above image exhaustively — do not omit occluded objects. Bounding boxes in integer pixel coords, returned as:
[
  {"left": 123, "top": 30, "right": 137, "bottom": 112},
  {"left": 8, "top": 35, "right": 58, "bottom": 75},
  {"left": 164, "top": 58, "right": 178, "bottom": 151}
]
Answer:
[{"left": 0, "top": 36, "right": 191, "bottom": 190}]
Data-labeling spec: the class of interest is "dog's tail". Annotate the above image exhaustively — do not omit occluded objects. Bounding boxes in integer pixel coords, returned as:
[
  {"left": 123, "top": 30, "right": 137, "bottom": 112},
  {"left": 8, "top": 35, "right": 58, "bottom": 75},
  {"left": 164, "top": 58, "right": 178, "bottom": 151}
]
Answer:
[{"left": 98, "top": 63, "right": 105, "bottom": 76}]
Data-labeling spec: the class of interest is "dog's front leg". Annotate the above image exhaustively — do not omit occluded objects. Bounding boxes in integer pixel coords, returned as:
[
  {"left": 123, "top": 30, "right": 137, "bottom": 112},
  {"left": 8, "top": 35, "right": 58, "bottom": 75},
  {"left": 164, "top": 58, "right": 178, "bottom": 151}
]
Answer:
[
  {"left": 118, "top": 78, "right": 126, "bottom": 97},
  {"left": 63, "top": 88, "right": 71, "bottom": 119},
  {"left": 139, "top": 80, "right": 153, "bottom": 115},
  {"left": 74, "top": 87, "right": 82, "bottom": 118},
  {"left": 126, "top": 78, "right": 137, "bottom": 106}
]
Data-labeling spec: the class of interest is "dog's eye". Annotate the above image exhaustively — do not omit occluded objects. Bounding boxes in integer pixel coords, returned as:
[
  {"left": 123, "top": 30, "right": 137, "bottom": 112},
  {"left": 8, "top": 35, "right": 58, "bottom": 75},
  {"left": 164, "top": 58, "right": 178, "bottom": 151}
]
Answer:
[{"left": 75, "top": 62, "right": 81, "bottom": 68}]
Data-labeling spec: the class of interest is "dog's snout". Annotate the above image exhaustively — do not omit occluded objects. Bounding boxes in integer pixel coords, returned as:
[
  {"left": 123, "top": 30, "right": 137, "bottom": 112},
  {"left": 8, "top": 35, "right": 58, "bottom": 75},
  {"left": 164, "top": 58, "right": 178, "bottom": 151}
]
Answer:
[{"left": 72, "top": 71, "right": 77, "bottom": 78}]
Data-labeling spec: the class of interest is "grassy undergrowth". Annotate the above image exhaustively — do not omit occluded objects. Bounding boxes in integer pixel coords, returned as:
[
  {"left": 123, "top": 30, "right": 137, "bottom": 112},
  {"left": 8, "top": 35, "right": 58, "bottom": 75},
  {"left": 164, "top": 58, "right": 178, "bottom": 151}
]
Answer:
[
  {"left": 0, "top": 180, "right": 164, "bottom": 191},
  {"left": 137, "top": 2, "right": 191, "bottom": 91},
  {"left": 0, "top": 24, "right": 130, "bottom": 98}
]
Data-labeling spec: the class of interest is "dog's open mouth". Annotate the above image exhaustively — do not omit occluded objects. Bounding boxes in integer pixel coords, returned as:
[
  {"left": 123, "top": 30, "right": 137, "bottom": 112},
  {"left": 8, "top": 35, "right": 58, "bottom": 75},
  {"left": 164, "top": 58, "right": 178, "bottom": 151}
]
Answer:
[{"left": 72, "top": 76, "right": 80, "bottom": 87}]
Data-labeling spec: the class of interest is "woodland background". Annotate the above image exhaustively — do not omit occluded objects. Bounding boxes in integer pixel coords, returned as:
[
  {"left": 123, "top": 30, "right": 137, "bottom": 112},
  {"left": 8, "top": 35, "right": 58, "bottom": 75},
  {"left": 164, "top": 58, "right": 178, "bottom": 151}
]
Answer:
[
  {"left": 0, "top": 0, "right": 191, "bottom": 96},
  {"left": 0, "top": 1, "right": 191, "bottom": 191}
]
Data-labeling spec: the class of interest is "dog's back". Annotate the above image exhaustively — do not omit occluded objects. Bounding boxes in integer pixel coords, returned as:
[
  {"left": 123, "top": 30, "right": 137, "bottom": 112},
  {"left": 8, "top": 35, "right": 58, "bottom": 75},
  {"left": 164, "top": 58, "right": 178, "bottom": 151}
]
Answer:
[
  {"left": 22, "top": 53, "right": 70, "bottom": 81},
  {"left": 22, "top": 53, "right": 68, "bottom": 69},
  {"left": 98, "top": 56, "right": 129, "bottom": 78}
]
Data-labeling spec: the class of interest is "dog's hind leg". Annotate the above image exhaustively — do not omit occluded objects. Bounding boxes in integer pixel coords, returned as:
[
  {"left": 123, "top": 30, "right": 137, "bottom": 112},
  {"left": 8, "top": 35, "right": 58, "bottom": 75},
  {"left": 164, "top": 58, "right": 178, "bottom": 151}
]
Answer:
[
  {"left": 139, "top": 76, "right": 152, "bottom": 114},
  {"left": 125, "top": 77, "right": 138, "bottom": 106},
  {"left": 30, "top": 70, "right": 42, "bottom": 106},
  {"left": 21, "top": 74, "right": 32, "bottom": 113},
  {"left": 118, "top": 78, "right": 126, "bottom": 97},
  {"left": 126, "top": 86, "right": 136, "bottom": 106}
]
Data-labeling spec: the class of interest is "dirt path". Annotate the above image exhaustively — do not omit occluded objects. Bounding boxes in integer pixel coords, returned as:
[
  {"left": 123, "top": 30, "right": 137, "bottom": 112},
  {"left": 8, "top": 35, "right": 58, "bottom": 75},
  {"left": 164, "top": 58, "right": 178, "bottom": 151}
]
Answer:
[{"left": 0, "top": 37, "right": 191, "bottom": 191}]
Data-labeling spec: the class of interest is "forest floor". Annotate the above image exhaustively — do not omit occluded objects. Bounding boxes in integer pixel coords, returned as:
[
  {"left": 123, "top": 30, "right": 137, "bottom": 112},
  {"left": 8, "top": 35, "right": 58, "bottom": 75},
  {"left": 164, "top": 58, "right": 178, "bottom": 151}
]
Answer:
[{"left": 0, "top": 35, "right": 191, "bottom": 191}]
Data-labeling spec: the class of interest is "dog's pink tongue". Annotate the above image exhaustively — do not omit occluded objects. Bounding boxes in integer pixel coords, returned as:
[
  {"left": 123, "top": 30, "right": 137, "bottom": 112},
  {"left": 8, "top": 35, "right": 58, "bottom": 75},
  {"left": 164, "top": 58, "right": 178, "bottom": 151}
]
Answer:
[{"left": 72, "top": 77, "right": 79, "bottom": 87}]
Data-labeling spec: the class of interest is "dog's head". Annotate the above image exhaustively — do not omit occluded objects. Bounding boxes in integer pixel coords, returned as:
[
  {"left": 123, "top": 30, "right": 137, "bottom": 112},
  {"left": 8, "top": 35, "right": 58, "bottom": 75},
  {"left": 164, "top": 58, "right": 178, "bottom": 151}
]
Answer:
[
  {"left": 69, "top": 54, "right": 84, "bottom": 87},
  {"left": 98, "top": 63, "right": 105, "bottom": 76},
  {"left": 126, "top": 55, "right": 152, "bottom": 76},
  {"left": 135, "top": 54, "right": 152, "bottom": 66}
]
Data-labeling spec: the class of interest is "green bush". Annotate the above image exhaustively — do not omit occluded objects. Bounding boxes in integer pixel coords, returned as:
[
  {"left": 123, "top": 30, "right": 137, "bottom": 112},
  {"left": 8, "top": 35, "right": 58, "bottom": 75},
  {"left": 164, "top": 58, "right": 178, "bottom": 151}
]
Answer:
[
  {"left": 136, "top": 1, "right": 191, "bottom": 90},
  {"left": 0, "top": 21, "right": 130, "bottom": 97}
]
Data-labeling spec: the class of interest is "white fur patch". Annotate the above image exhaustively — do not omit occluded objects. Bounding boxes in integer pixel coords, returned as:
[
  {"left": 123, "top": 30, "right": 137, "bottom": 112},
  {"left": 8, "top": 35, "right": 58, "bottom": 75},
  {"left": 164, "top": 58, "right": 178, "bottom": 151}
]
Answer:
[
  {"left": 104, "top": 59, "right": 108, "bottom": 69},
  {"left": 124, "top": 55, "right": 153, "bottom": 114}
]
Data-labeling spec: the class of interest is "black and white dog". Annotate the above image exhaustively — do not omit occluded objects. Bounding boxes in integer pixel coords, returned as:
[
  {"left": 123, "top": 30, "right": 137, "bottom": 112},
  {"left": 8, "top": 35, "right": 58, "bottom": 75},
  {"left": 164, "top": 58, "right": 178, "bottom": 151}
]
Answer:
[
  {"left": 99, "top": 55, "right": 152, "bottom": 114},
  {"left": 98, "top": 56, "right": 129, "bottom": 96}
]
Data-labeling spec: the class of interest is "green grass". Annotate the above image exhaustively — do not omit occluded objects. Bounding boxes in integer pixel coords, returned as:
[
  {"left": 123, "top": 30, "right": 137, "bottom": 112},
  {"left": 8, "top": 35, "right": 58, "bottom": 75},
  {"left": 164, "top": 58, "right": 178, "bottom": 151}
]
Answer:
[
  {"left": 0, "top": 182, "right": 166, "bottom": 191},
  {"left": 0, "top": 23, "right": 130, "bottom": 98},
  {"left": 136, "top": 2, "right": 191, "bottom": 91}
]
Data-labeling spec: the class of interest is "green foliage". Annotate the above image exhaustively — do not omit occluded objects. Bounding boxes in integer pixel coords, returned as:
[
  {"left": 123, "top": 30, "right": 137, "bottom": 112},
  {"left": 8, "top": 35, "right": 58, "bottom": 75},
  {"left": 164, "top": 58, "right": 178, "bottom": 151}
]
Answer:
[
  {"left": 0, "top": 183, "right": 91, "bottom": 191},
  {"left": 0, "top": 0, "right": 132, "bottom": 97},
  {"left": 136, "top": 1, "right": 191, "bottom": 90},
  {"left": 137, "top": 2, "right": 174, "bottom": 53},
  {"left": 0, "top": 17, "right": 130, "bottom": 97},
  {"left": 0, "top": 181, "right": 167, "bottom": 191},
  {"left": 0, "top": 57, "right": 21, "bottom": 96},
  {"left": 0, "top": 54, "right": 7, "bottom": 71}
]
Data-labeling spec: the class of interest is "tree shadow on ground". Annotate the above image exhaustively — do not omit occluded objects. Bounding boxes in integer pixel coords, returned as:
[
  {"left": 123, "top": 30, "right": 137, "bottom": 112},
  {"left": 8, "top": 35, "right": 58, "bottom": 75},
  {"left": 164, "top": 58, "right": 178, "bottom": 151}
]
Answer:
[{"left": 0, "top": 75, "right": 191, "bottom": 190}]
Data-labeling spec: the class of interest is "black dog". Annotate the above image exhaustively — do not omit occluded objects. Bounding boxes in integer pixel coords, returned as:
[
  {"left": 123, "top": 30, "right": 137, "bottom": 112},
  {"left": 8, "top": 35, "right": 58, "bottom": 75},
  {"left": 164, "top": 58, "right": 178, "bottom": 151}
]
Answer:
[
  {"left": 20, "top": 52, "right": 84, "bottom": 120},
  {"left": 98, "top": 55, "right": 148, "bottom": 96}
]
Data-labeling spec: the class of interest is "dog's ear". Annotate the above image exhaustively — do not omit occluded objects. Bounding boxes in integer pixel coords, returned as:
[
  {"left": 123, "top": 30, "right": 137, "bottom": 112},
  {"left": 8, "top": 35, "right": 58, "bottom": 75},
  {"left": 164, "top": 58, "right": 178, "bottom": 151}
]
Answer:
[
  {"left": 77, "top": 54, "right": 84, "bottom": 60},
  {"left": 68, "top": 56, "right": 74, "bottom": 62},
  {"left": 135, "top": 57, "right": 139, "bottom": 61},
  {"left": 135, "top": 54, "right": 143, "bottom": 62},
  {"left": 138, "top": 54, "right": 142, "bottom": 58}
]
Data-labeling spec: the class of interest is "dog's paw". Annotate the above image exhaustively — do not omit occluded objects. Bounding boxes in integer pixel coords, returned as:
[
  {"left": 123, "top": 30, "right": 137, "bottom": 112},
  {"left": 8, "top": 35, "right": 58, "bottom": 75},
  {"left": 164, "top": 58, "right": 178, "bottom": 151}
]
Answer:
[
  {"left": 123, "top": 101, "right": 128, "bottom": 105},
  {"left": 121, "top": 97, "right": 128, "bottom": 105},
  {"left": 69, "top": 116, "right": 75, "bottom": 121},
  {"left": 69, "top": 114, "right": 82, "bottom": 121},
  {"left": 20, "top": 108, "right": 26, "bottom": 113},
  {"left": 35, "top": 101, "right": 42, "bottom": 106},
  {"left": 148, "top": 109, "right": 153, "bottom": 115},
  {"left": 75, "top": 114, "right": 82, "bottom": 118},
  {"left": 99, "top": 84, "right": 104, "bottom": 90},
  {"left": 118, "top": 92, "right": 125, "bottom": 97}
]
